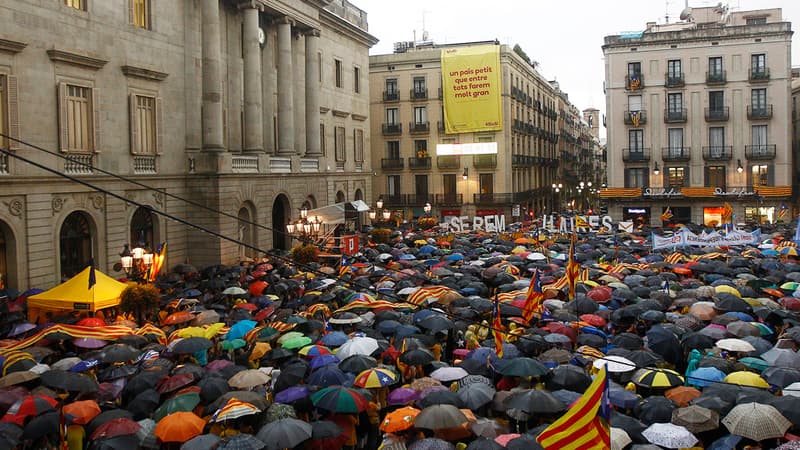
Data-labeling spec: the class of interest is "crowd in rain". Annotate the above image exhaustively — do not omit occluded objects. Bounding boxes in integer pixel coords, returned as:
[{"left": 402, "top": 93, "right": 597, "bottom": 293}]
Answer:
[{"left": 2, "top": 223, "right": 800, "bottom": 449}]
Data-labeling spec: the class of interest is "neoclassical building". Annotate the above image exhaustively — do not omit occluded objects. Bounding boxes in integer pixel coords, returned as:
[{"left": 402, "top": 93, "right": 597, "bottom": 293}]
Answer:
[{"left": 0, "top": 0, "right": 377, "bottom": 290}]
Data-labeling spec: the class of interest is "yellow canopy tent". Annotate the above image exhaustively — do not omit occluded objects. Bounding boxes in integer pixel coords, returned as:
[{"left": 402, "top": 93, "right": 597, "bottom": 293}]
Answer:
[{"left": 27, "top": 267, "right": 127, "bottom": 323}]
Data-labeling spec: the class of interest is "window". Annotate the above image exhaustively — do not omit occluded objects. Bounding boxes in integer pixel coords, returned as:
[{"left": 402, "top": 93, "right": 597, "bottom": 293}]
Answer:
[
  {"left": 0, "top": 76, "right": 5, "bottom": 149},
  {"left": 387, "top": 141, "right": 400, "bottom": 160},
  {"left": 479, "top": 173, "right": 494, "bottom": 194},
  {"left": 413, "top": 77, "right": 426, "bottom": 96},
  {"left": 352, "top": 129, "right": 363, "bottom": 162},
  {"left": 751, "top": 54, "right": 766, "bottom": 74},
  {"left": 319, "top": 123, "right": 326, "bottom": 155},
  {"left": 414, "top": 140, "right": 427, "bottom": 158},
  {"left": 709, "top": 126, "right": 725, "bottom": 158},
  {"left": 751, "top": 124, "right": 768, "bottom": 156},
  {"left": 665, "top": 167, "right": 687, "bottom": 188},
  {"left": 443, "top": 174, "right": 457, "bottom": 195},
  {"left": 751, "top": 88, "right": 767, "bottom": 109},
  {"left": 334, "top": 59, "right": 342, "bottom": 88},
  {"left": 628, "top": 129, "right": 643, "bottom": 151},
  {"left": 667, "top": 59, "right": 682, "bottom": 85},
  {"left": 746, "top": 17, "right": 767, "bottom": 25},
  {"left": 129, "top": 93, "right": 161, "bottom": 155},
  {"left": 705, "top": 165, "right": 726, "bottom": 188},
  {"left": 628, "top": 95, "right": 642, "bottom": 111},
  {"left": 668, "top": 128, "right": 684, "bottom": 157},
  {"left": 708, "top": 57, "right": 723, "bottom": 76},
  {"left": 709, "top": 91, "right": 724, "bottom": 111},
  {"left": 65, "top": 0, "right": 85, "bottom": 10},
  {"left": 59, "top": 83, "right": 97, "bottom": 153},
  {"left": 414, "top": 106, "right": 427, "bottom": 124},
  {"left": 624, "top": 168, "right": 648, "bottom": 188},
  {"left": 353, "top": 67, "right": 360, "bottom": 93},
  {"left": 334, "top": 126, "right": 345, "bottom": 161},
  {"left": 386, "top": 78, "right": 397, "bottom": 94},
  {"left": 751, "top": 164, "right": 769, "bottom": 187},
  {"left": 387, "top": 175, "right": 400, "bottom": 196},
  {"left": 415, "top": 175, "right": 428, "bottom": 196},
  {"left": 627, "top": 62, "right": 641, "bottom": 77},
  {"left": 131, "top": 0, "right": 150, "bottom": 29},
  {"left": 667, "top": 93, "right": 683, "bottom": 112},
  {"left": 386, "top": 108, "right": 398, "bottom": 125}
]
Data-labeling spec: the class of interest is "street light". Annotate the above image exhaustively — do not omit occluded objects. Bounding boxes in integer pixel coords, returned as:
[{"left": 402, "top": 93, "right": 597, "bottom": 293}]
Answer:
[
  {"left": 370, "top": 196, "right": 393, "bottom": 227},
  {"left": 423, "top": 202, "right": 432, "bottom": 216},
  {"left": 120, "top": 241, "right": 153, "bottom": 283},
  {"left": 286, "top": 210, "right": 323, "bottom": 244}
]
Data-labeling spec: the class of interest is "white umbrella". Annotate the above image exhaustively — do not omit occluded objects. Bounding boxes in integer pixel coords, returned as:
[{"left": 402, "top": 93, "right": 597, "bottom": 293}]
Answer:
[
  {"left": 222, "top": 286, "right": 247, "bottom": 296},
  {"left": 611, "top": 427, "right": 632, "bottom": 450},
  {"left": 335, "top": 337, "right": 379, "bottom": 360},
  {"left": 430, "top": 367, "right": 469, "bottom": 382},
  {"left": 783, "top": 381, "right": 800, "bottom": 398},
  {"left": 642, "top": 423, "right": 698, "bottom": 449},
  {"left": 715, "top": 338, "right": 756, "bottom": 353},
  {"left": 526, "top": 252, "right": 547, "bottom": 261},
  {"left": 594, "top": 355, "right": 636, "bottom": 373}
]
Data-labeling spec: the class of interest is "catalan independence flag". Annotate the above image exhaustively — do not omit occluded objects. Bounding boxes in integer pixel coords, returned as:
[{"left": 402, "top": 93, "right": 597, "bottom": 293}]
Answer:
[
  {"left": 149, "top": 242, "right": 167, "bottom": 282},
  {"left": 779, "top": 202, "right": 789, "bottom": 221},
  {"left": 660, "top": 206, "right": 673, "bottom": 222},
  {"left": 522, "top": 269, "right": 544, "bottom": 324},
  {"left": 566, "top": 231, "right": 580, "bottom": 301},
  {"left": 338, "top": 255, "right": 352, "bottom": 278},
  {"left": 493, "top": 295, "right": 504, "bottom": 358},
  {"left": 537, "top": 365, "right": 610, "bottom": 449}
]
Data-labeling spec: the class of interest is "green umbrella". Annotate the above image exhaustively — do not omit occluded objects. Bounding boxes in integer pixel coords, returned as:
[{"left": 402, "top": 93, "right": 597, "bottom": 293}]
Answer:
[
  {"left": 220, "top": 339, "right": 247, "bottom": 351},
  {"left": 739, "top": 357, "right": 769, "bottom": 372},
  {"left": 781, "top": 282, "right": 800, "bottom": 291},
  {"left": 277, "top": 332, "right": 305, "bottom": 345},
  {"left": 281, "top": 336, "right": 312, "bottom": 350},
  {"left": 154, "top": 392, "right": 200, "bottom": 422},
  {"left": 310, "top": 386, "right": 368, "bottom": 414}
]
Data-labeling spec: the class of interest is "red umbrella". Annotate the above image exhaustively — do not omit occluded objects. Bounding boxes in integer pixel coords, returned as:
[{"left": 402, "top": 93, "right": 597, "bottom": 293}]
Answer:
[
  {"left": 234, "top": 303, "right": 258, "bottom": 312},
  {"left": 76, "top": 318, "right": 106, "bottom": 327},
  {"left": 163, "top": 311, "right": 196, "bottom": 326},
  {"left": 543, "top": 322, "right": 577, "bottom": 343},
  {"left": 780, "top": 297, "right": 800, "bottom": 311},
  {"left": 90, "top": 417, "right": 141, "bottom": 440},
  {"left": 249, "top": 281, "right": 269, "bottom": 296},
  {"left": 157, "top": 373, "right": 196, "bottom": 394},
  {"left": 586, "top": 286, "right": 612, "bottom": 303},
  {"left": 580, "top": 314, "right": 607, "bottom": 328},
  {"left": 254, "top": 307, "right": 275, "bottom": 322},
  {"left": 1, "top": 394, "right": 57, "bottom": 425}
]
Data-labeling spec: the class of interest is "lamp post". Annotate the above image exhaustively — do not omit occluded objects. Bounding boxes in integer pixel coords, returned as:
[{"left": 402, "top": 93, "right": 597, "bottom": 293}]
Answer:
[
  {"left": 120, "top": 240, "right": 154, "bottom": 283},
  {"left": 286, "top": 206, "right": 323, "bottom": 245},
  {"left": 369, "top": 197, "right": 393, "bottom": 227},
  {"left": 551, "top": 183, "right": 562, "bottom": 212},
  {"left": 423, "top": 202, "right": 432, "bottom": 216}
]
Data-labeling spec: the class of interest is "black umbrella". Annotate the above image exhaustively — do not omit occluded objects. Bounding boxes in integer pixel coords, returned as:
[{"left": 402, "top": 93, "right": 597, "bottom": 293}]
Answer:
[
  {"left": 171, "top": 337, "right": 213, "bottom": 354},
  {"left": 610, "top": 411, "right": 648, "bottom": 444},
  {"left": 0, "top": 422, "right": 22, "bottom": 450},
  {"left": 714, "top": 293, "right": 751, "bottom": 313},
  {"left": 90, "top": 435, "right": 141, "bottom": 450},
  {"left": 98, "top": 344, "right": 141, "bottom": 363},
  {"left": 456, "top": 358, "right": 492, "bottom": 377},
  {"left": 115, "top": 335, "right": 149, "bottom": 348},
  {"left": 690, "top": 394, "right": 734, "bottom": 416},
  {"left": 504, "top": 389, "right": 566, "bottom": 414},
  {"left": 545, "top": 365, "right": 592, "bottom": 392},
  {"left": 646, "top": 325, "right": 682, "bottom": 366},
  {"left": 122, "top": 370, "right": 163, "bottom": 399},
  {"left": 763, "top": 366, "right": 800, "bottom": 389},
  {"left": 40, "top": 369, "right": 98, "bottom": 393},
  {"left": 197, "top": 375, "right": 231, "bottom": 403},
  {"left": 419, "top": 315, "right": 454, "bottom": 333},
  {"left": 496, "top": 357, "right": 548, "bottom": 377},
  {"left": 97, "top": 364, "right": 138, "bottom": 382},
  {"left": 87, "top": 409, "right": 134, "bottom": 436},
  {"left": 466, "top": 437, "right": 504, "bottom": 450},
  {"left": 634, "top": 395, "right": 676, "bottom": 425},
  {"left": 612, "top": 333, "right": 644, "bottom": 351},
  {"left": 769, "top": 396, "right": 800, "bottom": 426},
  {"left": 627, "top": 349, "right": 664, "bottom": 368},
  {"left": 680, "top": 332, "right": 716, "bottom": 353},
  {"left": 506, "top": 434, "right": 544, "bottom": 450},
  {"left": 400, "top": 349, "right": 434, "bottom": 366},
  {"left": 22, "top": 411, "right": 73, "bottom": 441},
  {"left": 338, "top": 355, "right": 378, "bottom": 374},
  {"left": 127, "top": 388, "right": 160, "bottom": 421}
]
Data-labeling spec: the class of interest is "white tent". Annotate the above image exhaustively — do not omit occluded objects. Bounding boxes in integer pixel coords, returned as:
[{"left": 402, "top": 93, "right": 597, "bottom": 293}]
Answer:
[{"left": 306, "top": 200, "right": 369, "bottom": 225}]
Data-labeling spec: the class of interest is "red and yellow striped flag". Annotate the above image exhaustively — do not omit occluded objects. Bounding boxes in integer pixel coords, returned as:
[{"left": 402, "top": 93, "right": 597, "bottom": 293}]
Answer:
[
  {"left": 566, "top": 230, "right": 580, "bottom": 301},
  {"left": 493, "top": 296, "right": 504, "bottom": 358},
  {"left": 522, "top": 269, "right": 544, "bottom": 324}
]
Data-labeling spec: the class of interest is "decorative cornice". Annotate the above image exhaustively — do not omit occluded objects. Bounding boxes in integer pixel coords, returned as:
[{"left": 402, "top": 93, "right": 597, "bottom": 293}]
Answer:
[
  {"left": 351, "top": 113, "right": 367, "bottom": 121},
  {"left": 320, "top": 106, "right": 331, "bottom": 114},
  {"left": 47, "top": 48, "right": 108, "bottom": 71},
  {"left": 121, "top": 65, "right": 169, "bottom": 82},
  {"left": 0, "top": 38, "right": 26, "bottom": 54},
  {"left": 332, "top": 109, "right": 350, "bottom": 118}
]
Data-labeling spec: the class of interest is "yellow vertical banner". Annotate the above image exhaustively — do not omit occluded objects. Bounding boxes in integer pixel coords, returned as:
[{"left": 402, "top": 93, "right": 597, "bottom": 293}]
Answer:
[{"left": 441, "top": 45, "right": 503, "bottom": 134}]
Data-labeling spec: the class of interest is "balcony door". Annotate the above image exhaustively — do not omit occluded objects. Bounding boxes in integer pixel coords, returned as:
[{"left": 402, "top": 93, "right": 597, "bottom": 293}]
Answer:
[
  {"left": 443, "top": 174, "right": 456, "bottom": 196},
  {"left": 387, "top": 175, "right": 401, "bottom": 197},
  {"left": 386, "top": 108, "right": 398, "bottom": 125},
  {"left": 668, "top": 128, "right": 684, "bottom": 159},
  {"left": 751, "top": 125, "right": 767, "bottom": 156},
  {"left": 415, "top": 175, "right": 428, "bottom": 203},
  {"left": 628, "top": 129, "right": 644, "bottom": 158},
  {"left": 709, "top": 127, "right": 725, "bottom": 158}
]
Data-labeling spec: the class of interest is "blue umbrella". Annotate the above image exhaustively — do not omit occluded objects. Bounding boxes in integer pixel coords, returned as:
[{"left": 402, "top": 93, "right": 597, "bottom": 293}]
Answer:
[
  {"left": 69, "top": 358, "right": 99, "bottom": 373},
  {"left": 468, "top": 347, "right": 499, "bottom": 365},
  {"left": 723, "top": 312, "right": 754, "bottom": 322},
  {"left": 445, "top": 253, "right": 464, "bottom": 261},
  {"left": 423, "top": 259, "right": 440, "bottom": 267},
  {"left": 320, "top": 331, "right": 349, "bottom": 347},
  {"left": 376, "top": 320, "right": 402, "bottom": 335},
  {"left": 275, "top": 386, "right": 310, "bottom": 404},
  {"left": 183, "top": 289, "right": 202, "bottom": 297},
  {"left": 419, "top": 245, "right": 436, "bottom": 254},
  {"left": 395, "top": 325, "right": 420, "bottom": 340},
  {"left": 307, "top": 365, "right": 352, "bottom": 387},
  {"left": 226, "top": 320, "right": 257, "bottom": 341},
  {"left": 21, "top": 288, "right": 44, "bottom": 297},
  {"left": 686, "top": 367, "right": 726, "bottom": 387},
  {"left": 707, "top": 434, "right": 742, "bottom": 450},
  {"left": 413, "top": 309, "right": 435, "bottom": 325},
  {"left": 762, "top": 249, "right": 779, "bottom": 256},
  {"left": 608, "top": 385, "right": 640, "bottom": 409},
  {"left": 310, "top": 355, "right": 340, "bottom": 370},
  {"left": 398, "top": 254, "right": 416, "bottom": 260},
  {"left": 550, "top": 389, "right": 581, "bottom": 405}
]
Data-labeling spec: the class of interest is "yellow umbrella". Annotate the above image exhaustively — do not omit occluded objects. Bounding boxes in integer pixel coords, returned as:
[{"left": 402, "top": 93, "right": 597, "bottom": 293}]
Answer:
[
  {"left": 723, "top": 371, "right": 769, "bottom": 388},
  {"left": 583, "top": 280, "right": 600, "bottom": 288},
  {"left": 714, "top": 285, "right": 741, "bottom": 297},
  {"left": 249, "top": 342, "right": 271, "bottom": 361},
  {"left": 177, "top": 327, "right": 207, "bottom": 338},
  {"left": 204, "top": 323, "right": 226, "bottom": 339}
]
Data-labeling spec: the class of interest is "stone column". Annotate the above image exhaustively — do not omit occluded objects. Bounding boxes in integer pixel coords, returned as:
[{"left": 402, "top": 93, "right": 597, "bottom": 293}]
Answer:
[
  {"left": 201, "top": 0, "right": 224, "bottom": 151},
  {"left": 241, "top": 3, "right": 263, "bottom": 152},
  {"left": 304, "top": 29, "right": 322, "bottom": 156},
  {"left": 276, "top": 17, "right": 295, "bottom": 156}
]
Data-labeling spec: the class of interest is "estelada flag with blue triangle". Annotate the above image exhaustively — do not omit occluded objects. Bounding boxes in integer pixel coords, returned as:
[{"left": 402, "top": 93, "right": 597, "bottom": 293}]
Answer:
[
  {"left": 493, "top": 293, "right": 504, "bottom": 358},
  {"left": 148, "top": 242, "right": 167, "bottom": 282},
  {"left": 566, "top": 229, "right": 580, "bottom": 301},
  {"left": 338, "top": 255, "right": 352, "bottom": 277},
  {"left": 522, "top": 269, "right": 544, "bottom": 324},
  {"left": 779, "top": 202, "right": 789, "bottom": 221}
]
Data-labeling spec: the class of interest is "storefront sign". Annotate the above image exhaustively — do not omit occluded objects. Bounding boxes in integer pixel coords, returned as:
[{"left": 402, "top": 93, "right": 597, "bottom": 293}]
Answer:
[
  {"left": 652, "top": 228, "right": 761, "bottom": 250},
  {"left": 440, "top": 215, "right": 506, "bottom": 232},
  {"left": 713, "top": 187, "right": 757, "bottom": 198},
  {"left": 340, "top": 235, "right": 359, "bottom": 255},
  {"left": 643, "top": 187, "right": 682, "bottom": 198}
]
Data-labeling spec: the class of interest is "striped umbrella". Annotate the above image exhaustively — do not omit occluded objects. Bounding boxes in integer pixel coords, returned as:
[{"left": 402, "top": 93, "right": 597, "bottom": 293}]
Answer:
[
  {"left": 298, "top": 345, "right": 332, "bottom": 358},
  {"left": 353, "top": 368, "right": 398, "bottom": 388},
  {"left": 211, "top": 398, "right": 261, "bottom": 423},
  {"left": 311, "top": 386, "right": 368, "bottom": 413},
  {"left": 632, "top": 368, "right": 684, "bottom": 389}
]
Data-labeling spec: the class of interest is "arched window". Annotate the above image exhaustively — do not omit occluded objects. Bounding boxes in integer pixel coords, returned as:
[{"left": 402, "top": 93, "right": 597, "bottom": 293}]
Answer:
[
  {"left": 60, "top": 212, "right": 93, "bottom": 279},
  {"left": 130, "top": 206, "right": 155, "bottom": 248},
  {"left": 238, "top": 204, "right": 257, "bottom": 259}
]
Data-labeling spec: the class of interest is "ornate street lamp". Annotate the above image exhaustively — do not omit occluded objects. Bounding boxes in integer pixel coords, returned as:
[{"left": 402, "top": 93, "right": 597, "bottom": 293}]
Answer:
[{"left": 120, "top": 240, "right": 153, "bottom": 283}]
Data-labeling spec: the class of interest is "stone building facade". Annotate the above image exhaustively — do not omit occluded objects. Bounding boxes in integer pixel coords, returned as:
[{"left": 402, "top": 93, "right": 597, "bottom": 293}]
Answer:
[{"left": 0, "top": 0, "right": 376, "bottom": 291}]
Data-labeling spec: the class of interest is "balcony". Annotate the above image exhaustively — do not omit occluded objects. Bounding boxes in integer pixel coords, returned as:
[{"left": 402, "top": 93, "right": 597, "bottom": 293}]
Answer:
[
  {"left": 381, "top": 195, "right": 404, "bottom": 207},
  {"left": 702, "top": 146, "right": 733, "bottom": 161},
  {"left": 407, "top": 156, "right": 431, "bottom": 170},
  {"left": 383, "top": 91, "right": 399, "bottom": 102},
  {"left": 705, "top": 107, "right": 729, "bottom": 122},
  {"left": 133, "top": 155, "right": 158, "bottom": 174},
  {"left": 64, "top": 154, "right": 94, "bottom": 175},
  {"left": 512, "top": 154, "right": 535, "bottom": 167},
  {"left": 664, "top": 108, "right": 688, "bottom": 123},
  {"left": 473, "top": 193, "right": 514, "bottom": 205},
  {"left": 410, "top": 88, "right": 428, "bottom": 100},
  {"left": 624, "top": 110, "right": 647, "bottom": 126},
  {"left": 437, "top": 155, "right": 460, "bottom": 170},
  {"left": 661, "top": 147, "right": 691, "bottom": 162},
  {"left": 706, "top": 70, "right": 727, "bottom": 85},
  {"left": 747, "top": 105, "right": 773, "bottom": 120},
  {"left": 409, "top": 121, "right": 430, "bottom": 134},
  {"left": 381, "top": 158, "right": 404, "bottom": 170},
  {"left": 749, "top": 67, "right": 770, "bottom": 82},
  {"left": 625, "top": 74, "right": 644, "bottom": 91},
  {"left": 665, "top": 72, "right": 685, "bottom": 88},
  {"left": 472, "top": 154, "right": 497, "bottom": 169},
  {"left": 745, "top": 144, "right": 776, "bottom": 160},
  {"left": 435, "top": 193, "right": 463, "bottom": 205},
  {"left": 382, "top": 123, "right": 402, "bottom": 135},
  {"left": 405, "top": 193, "right": 433, "bottom": 205},
  {"left": 622, "top": 148, "right": 650, "bottom": 162}
]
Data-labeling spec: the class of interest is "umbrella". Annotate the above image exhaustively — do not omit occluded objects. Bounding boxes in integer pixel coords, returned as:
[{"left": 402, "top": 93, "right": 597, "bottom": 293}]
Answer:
[
  {"left": 632, "top": 368, "right": 684, "bottom": 389},
  {"left": 256, "top": 418, "right": 312, "bottom": 450},
  {"left": 40, "top": 369, "right": 99, "bottom": 393},
  {"left": 457, "top": 383, "right": 495, "bottom": 409},
  {"left": 381, "top": 406, "right": 421, "bottom": 433},
  {"left": 545, "top": 365, "right": 592, "bottom": 392},
  {"left": 430, "top": 367, "right": 469, "bottom": 382},
  {"left": 2, "top": 395, "right": 57, "bottom": 425},
  {"left": 21, "top": 411, "right": 70, "bottom": 441},
  {"left": 211, "top": 398, "right": 261, "bottom": 422},
  {"left": 98, "top": 344, "right": 141, "bottom": 363},
  {"left": 228, "top": 369, "right": 270, "bottom": 389},
  {"left": 153, "top": 392, "right": 201, "bottom": 422},
  {"left": 157, "top": 373, "right": 196, "bottom": 394},
  {"left": 671, "top": 405, "right": 719, "bottom": 434},
  {"left": 723, "top": 371, "right": 769, "bottom": 388},
  {"left": 307, "top": 365, "right": 350, "bottom": 387},
  {"left": 171, "top": 337, "right": 213, "bottom": 354},
  {"left": 63, "top": 399, "right": 101, "bottom": 425},
  {"left": 642, "top": 423, "right": 698, "bottom": 449},
  {"left": 353, "top": 368, "right": 397, "bottom": 388},
  {"left": 222, "top": 286, "right": 247, "bottom": 296},
  {"left": 686, "top": 367, "right": 726, "bottom": 388},
  {"left": 388, "top": 387, "right": 419, "bottom": 406},
  {"left": 496, "top": 358, "right": 548, "bottom": 377},
  {"left": 715, "top": 338, "right": 756, "bottom": 353},
  {"left": 466, "top": 437, "right": 504, "bottom": 450},
  {"left": 72, "top": 338, "right": 108, "bottom": 349},
  {"left": 611, "top": 428, "right": 632, "bottom": 450},
  {"left": 163, "top": 311, "right": 196, "bottom": 326},
  {"left": 414, "top": 404, "right": 468, "bottom": 430},
  {"left": 400, "top": 349, "right": 435, "bottom": 366},
  {"left": 0, "top": 371, "right": 38, "bottom": 388},
  {"left": 504, "top": 389, "right": 566, "bottom": 415},
  {"left": 722, "top": 402, "right": 791, "bottom": 442},
  {"left": 274, "top": 386, "right": 310, "bottom": 404},
  {"left": 154, "top": 411, "right": 206, "bottom": 443},
  {"left": 664, "top": 386, "right": 701, "bottom": 407},
  {"left": 336, "top": 337, "right": 379, "bottom": 360},
  {"left": 338, "top": 355, "right": 378, "bottom": 374},
  {"left": 181, "top": 434, "right": 220, "bottom": 450},
  {"left": 409, "top": 438, "right": 456, "bottom": 450},
  {"left": 418, "top": 390, "right": 463, "bottom": 408},
  {"left": 91, "top": 418, "right": 141, "bottom": 440},
  {"left": 218, "top": 434, "right": 266, "bottom": 450},
  {"left": 311, "top": 386, "right": 368, "bottom": 413}
]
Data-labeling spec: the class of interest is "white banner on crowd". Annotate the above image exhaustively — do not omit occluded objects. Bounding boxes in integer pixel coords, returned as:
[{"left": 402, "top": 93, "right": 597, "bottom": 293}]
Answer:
[{"left": 652, "top": 228, "right": 761, "bottom": 250}]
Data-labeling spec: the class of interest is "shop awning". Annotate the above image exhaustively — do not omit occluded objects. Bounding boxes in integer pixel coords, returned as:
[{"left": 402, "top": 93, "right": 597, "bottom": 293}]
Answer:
[{"left": 307, "top": 200, "right": 369, "bottom": 225}]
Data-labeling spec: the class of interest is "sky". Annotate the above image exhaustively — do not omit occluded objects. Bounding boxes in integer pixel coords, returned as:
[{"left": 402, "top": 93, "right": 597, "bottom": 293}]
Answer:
[{"left": 357, "top": 0, "right": 800, "bottom": 138}]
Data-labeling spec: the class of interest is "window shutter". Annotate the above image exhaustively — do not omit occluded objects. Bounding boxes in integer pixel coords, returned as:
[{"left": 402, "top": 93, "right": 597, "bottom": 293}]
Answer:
[
  {"left": 92, "top": 88, "right": 101, "bottom": 153},
  {"left": 767, "top": 164, "right": 775, "bottom": 186},
  {"left": 746, "top": 165, "right": 753, "bottom": 188},
  {"left": 683, "top": 167, "right": 690, "bottom": 187},
  {"left": 129, "top": 93, "right": 139, "bottom": 154},
  {"left": 6, "top": 75, "right": 19, "bottom": 151},
  {"left": 128, "top": 0, "right": 135, "bottom": 25},
  {"left": 155, "top": 97, "right": 163, "bottom": 155},
  {"left": 662, "top": 170, "right": 668, "bottom": 187},
  {"left": 644, "top": 171, "right": 650, "bottom": 188},
  {"left": 58, "top": 82, "right": 69, "bottom": 152},
  {"left": 703, "top": 166, "right": 709, "bottom": 187}
]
